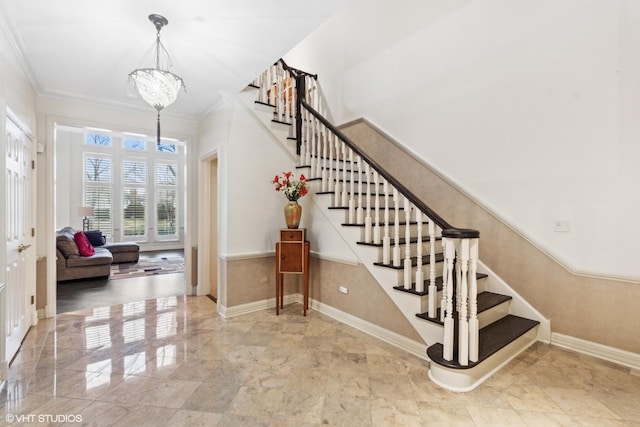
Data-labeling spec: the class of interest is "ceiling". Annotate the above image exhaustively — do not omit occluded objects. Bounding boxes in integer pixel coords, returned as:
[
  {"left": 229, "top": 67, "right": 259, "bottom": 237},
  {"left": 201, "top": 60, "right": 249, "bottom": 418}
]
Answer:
[{"left": 1, "top": 0, "right": 348, "bottom": 121}]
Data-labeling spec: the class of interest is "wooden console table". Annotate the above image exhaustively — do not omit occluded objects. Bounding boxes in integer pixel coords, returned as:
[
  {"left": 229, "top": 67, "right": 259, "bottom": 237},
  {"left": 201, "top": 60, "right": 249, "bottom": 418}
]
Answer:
[{"left": 275, "top": 228, "right": 310, "bottom": 316}]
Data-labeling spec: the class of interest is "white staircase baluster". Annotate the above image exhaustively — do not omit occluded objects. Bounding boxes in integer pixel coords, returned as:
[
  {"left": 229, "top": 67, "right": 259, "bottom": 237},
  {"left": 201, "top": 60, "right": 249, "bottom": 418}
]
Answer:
[
  {"left": 364, "top": 163, "right": 372, "bottom": 243},
  {"left": 455, "top": 244, "right": 462, "bottom": 314},
  {"left": 348, "top": 149, "right": 355, "bottom": 224},
  {"left": 403, "top": 196, "right": 412, "bottom": 289},
  {"left": 306, "top": 111, "right": 313, "bottom": 166},
  {"left": 373, "top": 171, "right": 381, "bottom": 244},
  {"left": 333, "top": 135, "right": 341, "bottom": 207},
  {"left": 458, "top": 238, "right": 470, "bottom": 366},
  {"left": 326, "top": 133, "right": 333, "bottom": 194},
  {"left": 277, "top": 79, "right": 285, "bottom": 123},
  {"left": 312, "top": 119, "right": 318, "bottom": 175},
  {"left": 428, "top": 220, "right": 437, "bottom": 318},
  {"left": 341, "top": 141, "right": 348, "bottom": 208},
  {"left": 312, "top": 124, "right": 327, "bottom": 178},
  {"left": 291, "top": 77, "right": 296, "bottom": 124},
  {"left": 415, "top": 207, "right": 424, "bottom": 293},
  {"left": 382, "top": 179, "right": 391, "bottom": 265},
  {"left": 283, "top": 77, "right": 290, "bottom": 123},
  {"left": 356, "top": 156, "right": 364, "bottom": 224},
  {"left": 443, "top": 237, "right": 456, "bottom": 361},
  {"left": 321, "top": 126, "right": 330, "bottom": 192},
  {"left": 298, "top": 110, "right": 306, "bottom": 166},
  {"left": 469, "top": 238, "right": 479, "bottom": 363},
  {"left": 392, "top": 188, "right": 401, "bottom": 267},
  {"left": 440, "top": 237, "right": 448, "bottom": 323}
]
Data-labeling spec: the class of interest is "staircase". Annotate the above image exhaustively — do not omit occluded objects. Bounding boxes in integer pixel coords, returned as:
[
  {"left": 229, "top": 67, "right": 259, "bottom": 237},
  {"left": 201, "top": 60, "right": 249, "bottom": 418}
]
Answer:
[{"left": 244, "top": 60, "right": 549, "bottom": 392}]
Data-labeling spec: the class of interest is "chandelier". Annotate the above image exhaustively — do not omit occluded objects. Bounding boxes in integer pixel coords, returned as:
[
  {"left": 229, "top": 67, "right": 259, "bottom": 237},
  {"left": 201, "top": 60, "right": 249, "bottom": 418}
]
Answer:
[{"left": 129, "top": 14, "right": 185, "bottom": 144}]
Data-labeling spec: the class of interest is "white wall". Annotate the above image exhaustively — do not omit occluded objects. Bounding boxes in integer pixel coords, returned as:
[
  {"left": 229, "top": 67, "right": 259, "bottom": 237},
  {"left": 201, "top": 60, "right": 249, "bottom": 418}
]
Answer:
[
  {"left": 285, "top": 0, "right": 640, "bottom": 280},
  {"left": 0, "top": 8, "right": 37, "bottom": 302},
  {"left": 0, "top": 10, "right": 36, "bottom": 132},
  {"left": 198, "top": 92, "right": 358, "bottom": 262}
]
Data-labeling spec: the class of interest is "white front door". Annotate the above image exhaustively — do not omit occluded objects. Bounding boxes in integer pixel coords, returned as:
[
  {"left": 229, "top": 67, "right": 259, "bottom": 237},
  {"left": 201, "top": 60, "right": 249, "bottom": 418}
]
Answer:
[{"left": 4, "top": 113, "right": 35, "bottom": 363}]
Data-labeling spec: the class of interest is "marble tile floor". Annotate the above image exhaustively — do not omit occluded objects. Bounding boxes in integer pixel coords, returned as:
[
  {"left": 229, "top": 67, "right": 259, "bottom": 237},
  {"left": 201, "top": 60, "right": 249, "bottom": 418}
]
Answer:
[{"left": 2, "top": 296, "right": 640, "bottom": 426}]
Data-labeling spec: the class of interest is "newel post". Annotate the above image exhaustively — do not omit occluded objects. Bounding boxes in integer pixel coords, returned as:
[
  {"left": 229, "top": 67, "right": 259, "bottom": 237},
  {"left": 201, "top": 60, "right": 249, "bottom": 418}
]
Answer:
[{"left": 441, "top": 228, "right": 480, "bottom": 365}]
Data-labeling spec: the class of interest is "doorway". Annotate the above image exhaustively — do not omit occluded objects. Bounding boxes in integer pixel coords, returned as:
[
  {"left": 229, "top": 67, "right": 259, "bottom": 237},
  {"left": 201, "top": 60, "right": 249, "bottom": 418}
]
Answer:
[
  {"left": 46, "top": 120, "right": 191, "bottom": 316},
  {"left": 209, "top": 157, "right": 218, "bottom": 300}
]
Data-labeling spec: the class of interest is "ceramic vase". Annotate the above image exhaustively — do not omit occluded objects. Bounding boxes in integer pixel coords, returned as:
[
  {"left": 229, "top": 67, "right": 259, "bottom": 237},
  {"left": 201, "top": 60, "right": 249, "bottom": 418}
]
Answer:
[{"left": 284, "top": 200, "right": 302, "bottom": 229}]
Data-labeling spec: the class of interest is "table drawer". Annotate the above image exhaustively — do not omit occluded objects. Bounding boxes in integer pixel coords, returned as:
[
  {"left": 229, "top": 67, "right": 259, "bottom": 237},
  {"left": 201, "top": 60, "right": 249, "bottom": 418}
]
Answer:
[{"left": 280, "top": 229, "right": 304, "bottom": 242}]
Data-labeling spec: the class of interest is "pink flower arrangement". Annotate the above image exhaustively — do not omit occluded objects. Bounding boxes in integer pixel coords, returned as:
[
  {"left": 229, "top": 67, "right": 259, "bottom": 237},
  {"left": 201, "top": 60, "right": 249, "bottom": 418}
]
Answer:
[{"left": 272, "top": 171, "right": 309, "bottom": 201}]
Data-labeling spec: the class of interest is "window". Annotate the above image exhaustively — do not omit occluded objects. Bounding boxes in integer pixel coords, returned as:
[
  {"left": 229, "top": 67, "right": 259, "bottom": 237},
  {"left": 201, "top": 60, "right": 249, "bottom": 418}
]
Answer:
[
  {"left": 156, "top": 162, "right": 177, "bottom": 238},
  {"left": 123, "top": 138, "right": 146, "bottom": 151},
  {"left": 84, "top": 154, "right": 112, "bottom": 237},
  {"left": 86, "top": 133, "right": 112, "bottom": 147},
  {"left": 122, "top": 159, "right": 147, "bottom": 239},
  {"left": 156, "top": 141, "right": 176, "bottom": 153},
  {"left": 74, "top": 127, "right": 184, "bottom": 247}
]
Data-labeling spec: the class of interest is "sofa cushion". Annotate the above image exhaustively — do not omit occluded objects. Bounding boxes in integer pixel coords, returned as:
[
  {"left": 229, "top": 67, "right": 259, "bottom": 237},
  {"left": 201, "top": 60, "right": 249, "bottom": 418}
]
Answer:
[
  {"left": 56, "top": 233, "right": 80, "bottom": 259},
  {"left": 74, "top": 231, "right": 95, "bottom": 256},
  {"left": 84, "top": 230, "right": 106, "bottom": 246},
  {"left": 104, "top": 242, "right": 140, "bottom": 253},
  {"left": 66, "top": 248, "right": 112, "bottom": 267}
]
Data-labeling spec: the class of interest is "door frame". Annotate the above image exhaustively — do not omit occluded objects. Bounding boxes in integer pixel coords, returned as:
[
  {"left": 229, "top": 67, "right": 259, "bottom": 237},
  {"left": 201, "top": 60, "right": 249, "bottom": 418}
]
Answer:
[
  {"left": 44, "top": 116, "right": 194, "bottom": 317},
  {"left": 197, "top": 151, "right": 219, "bottom": 298}
]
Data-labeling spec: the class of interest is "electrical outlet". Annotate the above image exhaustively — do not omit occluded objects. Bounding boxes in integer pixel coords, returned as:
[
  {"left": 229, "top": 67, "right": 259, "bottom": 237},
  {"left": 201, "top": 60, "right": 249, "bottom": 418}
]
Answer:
[
  {"left": 339, "top": 286, "right": 349, "bottom": 294},
  {"left": 554, "top": 219, "right": 571, "bottom": 232}
]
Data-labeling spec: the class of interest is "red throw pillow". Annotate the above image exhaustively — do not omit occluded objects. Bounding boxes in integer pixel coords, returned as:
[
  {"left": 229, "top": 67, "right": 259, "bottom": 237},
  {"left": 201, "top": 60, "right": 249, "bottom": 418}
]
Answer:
[{"left": 74, "top": 231, "right": 95, "bottom": 256}]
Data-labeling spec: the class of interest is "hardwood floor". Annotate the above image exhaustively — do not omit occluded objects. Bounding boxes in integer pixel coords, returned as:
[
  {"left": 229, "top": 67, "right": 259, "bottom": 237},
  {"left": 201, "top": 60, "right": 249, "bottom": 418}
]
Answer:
[{"left": 56, "top": 250, "right": 186, "bottom": 314}]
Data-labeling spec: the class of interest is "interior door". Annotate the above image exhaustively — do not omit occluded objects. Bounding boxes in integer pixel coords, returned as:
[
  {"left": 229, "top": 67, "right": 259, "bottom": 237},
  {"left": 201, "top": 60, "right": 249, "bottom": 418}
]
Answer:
[{"left": 4, "top": 113, "right": 35, "bottom": 363}]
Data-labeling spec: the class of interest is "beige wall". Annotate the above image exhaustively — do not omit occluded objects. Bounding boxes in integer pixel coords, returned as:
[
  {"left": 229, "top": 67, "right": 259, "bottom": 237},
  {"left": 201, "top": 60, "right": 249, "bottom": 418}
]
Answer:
[
  {"left": 223, "top": 255, "right": 421, "bottom": 342},
  {"left": 340, "top": 119, "right": 640, "bottom": 354}
]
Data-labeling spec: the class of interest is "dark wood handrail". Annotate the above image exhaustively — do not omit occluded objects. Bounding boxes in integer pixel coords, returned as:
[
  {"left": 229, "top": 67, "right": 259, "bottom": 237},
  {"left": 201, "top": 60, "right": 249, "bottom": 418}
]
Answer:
[
  {"left": 299, "top": 98, "right": 479, "bottom": 239},
  {"left": 278, "top": 58, "right": 318, "bottom": 80}
]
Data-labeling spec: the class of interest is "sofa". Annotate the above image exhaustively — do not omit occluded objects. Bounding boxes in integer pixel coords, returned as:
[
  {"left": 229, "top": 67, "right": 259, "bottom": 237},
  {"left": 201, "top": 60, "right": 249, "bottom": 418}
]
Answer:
[{"left": 56, "top": 227, "right": 140, "bottom": 282}]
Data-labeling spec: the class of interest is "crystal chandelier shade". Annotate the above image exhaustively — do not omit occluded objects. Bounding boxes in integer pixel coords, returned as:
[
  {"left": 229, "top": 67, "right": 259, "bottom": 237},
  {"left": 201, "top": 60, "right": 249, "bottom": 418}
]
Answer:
[
  {"left": 129, "top": 68, "right": 184, "bottom": 111},
  {"left": 128, "top": 14, "right": 185, "bottom": 142}
]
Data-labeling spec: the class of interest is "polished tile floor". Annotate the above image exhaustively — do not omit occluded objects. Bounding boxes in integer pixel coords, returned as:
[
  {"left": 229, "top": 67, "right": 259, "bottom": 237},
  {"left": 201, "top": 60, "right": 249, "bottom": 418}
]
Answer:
[{"left": 2, "top": 297, "right": 640, "bottom": 426}]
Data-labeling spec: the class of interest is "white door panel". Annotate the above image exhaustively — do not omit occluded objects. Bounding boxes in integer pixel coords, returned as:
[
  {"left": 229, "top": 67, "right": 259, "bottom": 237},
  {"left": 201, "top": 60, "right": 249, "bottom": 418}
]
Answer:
[{"left": 4, "top": 113, "right": 34, "bottom": 365}]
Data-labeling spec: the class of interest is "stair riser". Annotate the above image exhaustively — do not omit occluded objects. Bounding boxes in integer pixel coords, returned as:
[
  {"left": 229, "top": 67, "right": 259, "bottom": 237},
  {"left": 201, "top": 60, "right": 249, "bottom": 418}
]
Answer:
[{"left": 477, "top": 300, "right": 511, "bottom": 329}]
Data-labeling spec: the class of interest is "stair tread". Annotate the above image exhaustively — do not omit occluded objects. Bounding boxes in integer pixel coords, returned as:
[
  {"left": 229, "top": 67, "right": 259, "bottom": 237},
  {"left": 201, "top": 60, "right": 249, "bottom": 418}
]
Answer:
[
  {"left": 415, "top": 289, "right": 505, "bottom": 323},
  {"left": 271, "top": 118, "right": 292, "bottom": 126},
  {"left": 426, "top": 315, "right": 539, "bottom": 369},
  {"left": 394, "top": 276, "right": 445, "bottom": 296}
]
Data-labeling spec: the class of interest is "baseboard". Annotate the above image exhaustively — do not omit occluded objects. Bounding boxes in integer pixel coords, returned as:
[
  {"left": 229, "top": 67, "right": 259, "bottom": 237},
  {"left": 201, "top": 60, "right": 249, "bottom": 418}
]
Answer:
[
  {"left": 551, "top": 332, "right": 640, "bottom": 372},
  {"left": 37, "top": 308, "right": 46, "bottom": 319},
  {"left": 217, "top": 294, "right": 301, "bottom": 319}
]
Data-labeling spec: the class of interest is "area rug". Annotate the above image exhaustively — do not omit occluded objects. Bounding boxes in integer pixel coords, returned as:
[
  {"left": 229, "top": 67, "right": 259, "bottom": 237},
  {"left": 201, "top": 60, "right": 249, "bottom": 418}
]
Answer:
[{"left": 110, "top": 256, "right": 184, "bottom": 280}]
